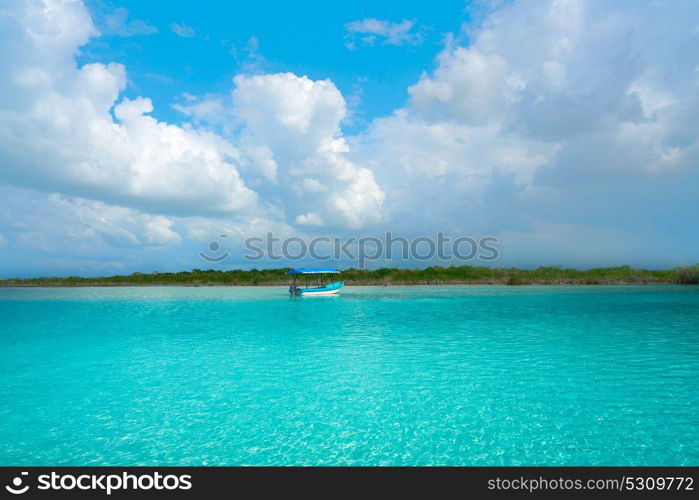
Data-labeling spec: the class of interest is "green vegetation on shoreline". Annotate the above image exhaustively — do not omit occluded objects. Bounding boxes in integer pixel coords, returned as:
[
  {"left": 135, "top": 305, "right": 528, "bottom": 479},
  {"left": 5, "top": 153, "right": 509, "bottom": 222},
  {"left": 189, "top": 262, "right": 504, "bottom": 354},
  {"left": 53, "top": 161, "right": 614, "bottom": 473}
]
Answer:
[{"left": 1, "top": 265, "right": 698, "bottom": 287}]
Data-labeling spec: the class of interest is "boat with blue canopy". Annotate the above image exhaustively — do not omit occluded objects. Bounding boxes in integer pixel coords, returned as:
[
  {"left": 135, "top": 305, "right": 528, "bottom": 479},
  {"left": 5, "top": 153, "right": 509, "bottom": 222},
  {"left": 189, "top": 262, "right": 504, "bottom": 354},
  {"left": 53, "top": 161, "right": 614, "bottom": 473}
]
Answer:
[{"left": 286, "top": 268, "right": 344, "bottom": 296}]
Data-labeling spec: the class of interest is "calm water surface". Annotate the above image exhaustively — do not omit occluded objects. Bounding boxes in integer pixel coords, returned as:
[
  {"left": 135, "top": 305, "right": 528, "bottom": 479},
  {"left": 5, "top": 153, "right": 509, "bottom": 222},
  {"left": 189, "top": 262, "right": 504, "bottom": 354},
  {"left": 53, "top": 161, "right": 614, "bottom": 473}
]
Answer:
[{"left": 0, "top": 285, "right": 697, "bottom": 465}]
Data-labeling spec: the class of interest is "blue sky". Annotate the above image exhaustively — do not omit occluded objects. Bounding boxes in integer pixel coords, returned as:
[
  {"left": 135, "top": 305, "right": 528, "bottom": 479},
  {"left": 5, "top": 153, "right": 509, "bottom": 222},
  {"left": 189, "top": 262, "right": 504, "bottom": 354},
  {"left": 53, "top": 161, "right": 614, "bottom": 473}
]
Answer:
[
  {"left": 80, "top": 0, "right": 475, "bottom": 131},
  {"left": 0, "top": 0, "right": 697, "bottom": 277}
]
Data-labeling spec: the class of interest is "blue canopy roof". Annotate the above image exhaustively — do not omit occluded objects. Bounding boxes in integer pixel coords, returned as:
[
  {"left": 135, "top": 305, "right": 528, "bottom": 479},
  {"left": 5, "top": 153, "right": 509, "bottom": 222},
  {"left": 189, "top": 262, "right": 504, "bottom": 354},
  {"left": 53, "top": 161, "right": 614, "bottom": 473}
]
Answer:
[{"left": 286, "top": 268, "right": 340, "bottom": 275}]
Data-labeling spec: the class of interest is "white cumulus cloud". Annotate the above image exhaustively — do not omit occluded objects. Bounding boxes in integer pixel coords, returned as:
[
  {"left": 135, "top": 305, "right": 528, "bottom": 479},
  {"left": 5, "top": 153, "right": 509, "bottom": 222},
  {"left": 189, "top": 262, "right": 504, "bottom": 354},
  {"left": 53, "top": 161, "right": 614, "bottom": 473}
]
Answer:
[
  {"left": 231, "top": 73, "right": 385, "bottom": 229},
  {"left": 351, "top": 0, "right": 699, "bottom": 265},
  {"left": 0, "top": 0, "right": 259, "bottom": 218}
]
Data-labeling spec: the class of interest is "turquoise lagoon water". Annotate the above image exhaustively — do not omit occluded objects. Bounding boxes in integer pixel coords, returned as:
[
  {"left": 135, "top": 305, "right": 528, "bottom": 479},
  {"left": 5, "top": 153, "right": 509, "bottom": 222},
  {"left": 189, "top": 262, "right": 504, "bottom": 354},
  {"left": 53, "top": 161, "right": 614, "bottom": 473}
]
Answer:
[{"left": 0, "top": 285, "right": 697, "bottom": 466}]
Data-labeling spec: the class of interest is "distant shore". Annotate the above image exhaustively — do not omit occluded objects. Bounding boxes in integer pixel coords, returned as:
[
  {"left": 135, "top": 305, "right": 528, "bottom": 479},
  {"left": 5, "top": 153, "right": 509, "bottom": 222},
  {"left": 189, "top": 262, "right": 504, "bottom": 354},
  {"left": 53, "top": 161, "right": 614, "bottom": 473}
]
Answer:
[
  {"left": 2, "top": 265, "right": 697, "bottom": 287},
  {"left": 0, "top": 282, "right": 689, "bottom": 288}
]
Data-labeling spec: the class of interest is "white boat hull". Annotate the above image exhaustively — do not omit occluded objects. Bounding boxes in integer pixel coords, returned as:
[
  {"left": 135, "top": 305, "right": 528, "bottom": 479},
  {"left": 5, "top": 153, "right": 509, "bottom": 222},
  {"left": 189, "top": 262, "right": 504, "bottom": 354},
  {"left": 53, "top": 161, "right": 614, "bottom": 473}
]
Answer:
[
  {"left": 297, "top": 288, "right": 341, "bottom": 296},
  {"left": 289, "top": 280, "right": 344, "bottom": 296}
]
